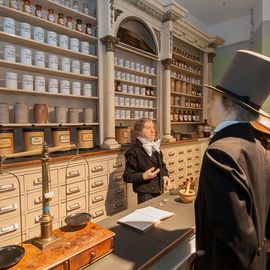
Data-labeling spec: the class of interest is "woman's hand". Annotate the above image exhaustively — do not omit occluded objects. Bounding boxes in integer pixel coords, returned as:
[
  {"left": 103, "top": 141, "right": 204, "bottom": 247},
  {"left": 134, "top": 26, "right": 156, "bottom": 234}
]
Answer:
[{"left": 143, "top": 167, "right": 160, "bottom": 180}]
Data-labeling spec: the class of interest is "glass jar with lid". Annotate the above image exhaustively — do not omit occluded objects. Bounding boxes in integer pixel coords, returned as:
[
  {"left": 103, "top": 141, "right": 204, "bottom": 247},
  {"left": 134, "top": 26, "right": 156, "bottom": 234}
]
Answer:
[
  {"left": 47, "top": 9, "right": 55, "bottom": 22},
  {"left": 72, "top": 1, "right": 79, "bottom": 11},
  {"left": 35, "top": 5, "right": 42, "bottom": 18},
  {"left": 76, "top": 19, "right": 82, "bottom": 32},
  {"left": 86, "top": 23, "right": 92, "bottom": 35},
  {"left": 66, "top": 16, "right": 73, "bottom": 29},
  {"left": 82, "top": 3, "right": 89, "bottom": 14},
  {"left": 58, "top": 13, "right": 64, "bottom": 26},
  {"left": 23, "top": 0, "right": 31, "bottom": 14},
  {"left": 9, "top": 0, "right": 19, "bottom": 9}
]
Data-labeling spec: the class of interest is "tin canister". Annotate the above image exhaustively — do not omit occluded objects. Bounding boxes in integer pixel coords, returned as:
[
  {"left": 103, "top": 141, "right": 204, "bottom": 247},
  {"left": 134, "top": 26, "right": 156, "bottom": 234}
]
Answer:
[
  {"left": 76, "top": 127, "right": 93, "bottom": 149},
  {"left": 0, "top": 129, "right": 14, "bottom": 155},
  {"left": 23, "top": 128, "right": 44, "bottom": 151},
  {"left": 3, "top": 17, "right": 15, "bottom": 35},
  {"left": 51, "top": 128, "right": 70, "bottom": 147},
  {"left": 115, "top": 126, "right": 130, "bottom": 144},
  {"left": 4, "top": 44, "right": 16, "bottom": 62}
]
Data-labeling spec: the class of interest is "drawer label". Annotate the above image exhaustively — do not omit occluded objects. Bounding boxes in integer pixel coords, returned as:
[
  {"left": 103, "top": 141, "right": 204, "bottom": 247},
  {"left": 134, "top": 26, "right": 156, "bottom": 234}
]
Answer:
[
  {"left": 60, "top": 135, "right": 70, "bottom": 143},
  {"left": 0, "top": 137, "right": 12, "bottom": 148},
  {"left": 82, "top": 133, "right": 93, "bottom": 141},
  {"left": 30, "top": 136, "right": 43, "bottom": 145}
]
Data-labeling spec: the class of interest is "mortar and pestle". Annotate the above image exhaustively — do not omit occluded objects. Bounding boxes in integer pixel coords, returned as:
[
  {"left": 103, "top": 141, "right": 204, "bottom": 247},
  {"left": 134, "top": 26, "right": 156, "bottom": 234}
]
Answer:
[{"left": 179, "top": 178, "right": 196, "bottom": 203}]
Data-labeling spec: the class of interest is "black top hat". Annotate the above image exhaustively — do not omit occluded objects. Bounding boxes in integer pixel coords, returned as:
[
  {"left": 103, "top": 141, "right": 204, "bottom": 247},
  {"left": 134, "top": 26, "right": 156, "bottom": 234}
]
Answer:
[{"left": 205, "top": 50, "right": 270, "bottom": 118}]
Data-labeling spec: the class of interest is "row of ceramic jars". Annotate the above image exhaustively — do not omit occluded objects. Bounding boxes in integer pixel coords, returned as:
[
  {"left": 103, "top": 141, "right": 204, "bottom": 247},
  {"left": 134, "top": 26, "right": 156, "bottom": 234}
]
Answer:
[{"left": 0, "top": 103, "right": 94, "bottom": 124}]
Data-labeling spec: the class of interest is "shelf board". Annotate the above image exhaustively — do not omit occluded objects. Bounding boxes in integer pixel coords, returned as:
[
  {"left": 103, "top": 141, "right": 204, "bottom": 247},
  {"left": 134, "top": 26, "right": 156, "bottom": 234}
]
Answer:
[
  {"left": 172, "top": 52, "right": 203, "bottom": 67},
  {"left": 170, "top": 91, "right": 203, "bottom": 99},
  {"left": 0, "top": 59, "right": 98, "bottom": 81},
  {"left": 116, "top": 118, "right": 156, "bottom": 121},
  {"left": 171, "top": 64, "right": 203, "bottom": 78},
  {"left": 115, "top": 105, "right": 156, "bottom": 110},
  {"left": 32, "top": 0, "right": 97, "bottom": 25},
  {"left": 115, "top": 78, "right": 157, "bottom": 88},
  {"left": 0, "top": 5, "right": 97, "bottom": 43},
  {"left": 171, "top": 105, "right": 203, "bottom": 110},
  {"left": 0, "top": 87, "right": 98, "bottom": 100},
  {"left": 0, "top": 122, "right": 99, "bottom": 128},
  {"left": 171, "top": 76, "right": 203, "bottom": 87},
  {"left": 116, "top": 43, "right": 158, "bottom": 61},
  {"left": 114, "top": 92, "right": 156, "bottom": 99},
  {"left": 114, "top": 65, "right": 156, "bottom": 78},
  {"left": 171, "top": 122, "right": 203, "bottom": 125},
  {"left": 0, "top": 32, "right": 97, "bottom": 62}
]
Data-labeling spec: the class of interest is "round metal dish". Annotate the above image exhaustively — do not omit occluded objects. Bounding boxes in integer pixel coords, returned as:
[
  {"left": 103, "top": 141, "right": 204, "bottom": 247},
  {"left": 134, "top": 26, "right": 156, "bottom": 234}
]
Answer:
[
  {"left": 0, "top": 245, "right": 25, "bottom": 269},
  {"left": 65, "top": 212, "right": 92, "bottom": 227}
]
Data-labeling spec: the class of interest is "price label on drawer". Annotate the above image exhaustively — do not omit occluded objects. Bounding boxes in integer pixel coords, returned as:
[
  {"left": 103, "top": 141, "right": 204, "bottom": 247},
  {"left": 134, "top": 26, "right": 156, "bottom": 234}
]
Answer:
[{"left": 44, "top": 191, "right": 54, "bottom": 199}]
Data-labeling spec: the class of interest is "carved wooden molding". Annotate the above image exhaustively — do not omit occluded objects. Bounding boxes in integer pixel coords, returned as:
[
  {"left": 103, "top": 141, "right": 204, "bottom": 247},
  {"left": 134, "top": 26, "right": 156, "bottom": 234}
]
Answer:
[
  {"left": 100, "top": 35, "right": 119, "bottom": 52},
  {"left": 162, "top": 58, "right": 173, "bottom": 70}
]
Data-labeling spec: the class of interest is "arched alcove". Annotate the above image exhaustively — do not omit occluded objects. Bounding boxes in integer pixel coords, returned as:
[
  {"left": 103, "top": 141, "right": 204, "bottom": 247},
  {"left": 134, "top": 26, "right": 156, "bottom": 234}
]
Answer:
[{"left": 116, "top": 17, "right": 157, "bottom": 55}]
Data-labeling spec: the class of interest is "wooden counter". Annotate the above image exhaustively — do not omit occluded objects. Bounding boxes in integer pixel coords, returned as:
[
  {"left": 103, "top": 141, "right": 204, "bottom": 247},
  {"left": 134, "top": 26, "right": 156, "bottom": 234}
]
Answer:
[{"left": 86, "top": 192, "right": 195, "bottom": 270}]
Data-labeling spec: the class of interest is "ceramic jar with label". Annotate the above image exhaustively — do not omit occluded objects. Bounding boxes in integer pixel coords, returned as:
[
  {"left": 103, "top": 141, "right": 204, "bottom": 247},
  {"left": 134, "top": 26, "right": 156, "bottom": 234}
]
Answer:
[
  {"left": 71, "top": 81, "right": 81, "bottom": 95},
  {"left": 76, "top": 127, "right": 93, "bottom": 149},
  {"left": 22, "top": 74, "right": 33, "bottom": 91},
  {"left": 61, "top": 57, "right": 70, "bottom": 72},
  {"left": 83, "top": 83, "right": 92, "bottom": 96},
  {"left": 5, "top": 72, "right": 17, "bottom": 89},
  {"left": 48, "top": 54, "right": 58, "bottom": 70},
  {"left": 47, "top": 31, "right": 57, "bottom": 46},
  {"left": 71, "top": 60, "right": 80, "bottom": 74},
  {"left": 60, "top": 80, "right": 70, "bottom": 95},
  {"left": 34, "top": 103, "right": 48, "bottom": 123},
  {"left": 51, "top": 128, "right": 70, "bottom": 147},
  {"left": 68, "top": 108, "right": 79, "bottom": 123},
  {"left": 4, "top": 44, "right": 16, "bottom": 62},
  {"left": 33, "top": 27, "right": 44, "bottom": 42},
  {"left": 0, "top": 129, "right": 14, "bottom": 155},
  {"left": 3, "top": 17, "right": 15, "bottom": 35},
  {"left": 82, "top": 62, "right": 90, "bottom": 75},
  {"left": 20, "top": 48, "right": 32, "bottom": 65},
  {"left": 20, "top": 22, "right": 31, "bottom": 38},
  {"left": 54, "top": 106, "right": 66, "bottom": 123},
  {"left": 81, "top": 42, "right": 89, "bottom": 54},
  {"left": 14, "top": 102, "right": 29, "bottom": 123},
  {"left": 35, "top": 51, "right": 45, "bottom": 67},
  {"left": 70, "top": 38, "right": 79, "bottom": 52},
  {"left": 23, "top": 128, "right": 44, "bottom": 151},
  {"left": 59, "top": 35, "right": 68, "bottom": 49},
  {"left": 34, "top": 76, "right": 45, "bottom": 92},
  {"left": 0, "top": 103, "right": 9, "bottom": 123},
  {"left": 83, "top": 107, "right": 93, "bottom": 123},
  {"left": 48, "top": 78, "right": 58, "bottom": 93}
]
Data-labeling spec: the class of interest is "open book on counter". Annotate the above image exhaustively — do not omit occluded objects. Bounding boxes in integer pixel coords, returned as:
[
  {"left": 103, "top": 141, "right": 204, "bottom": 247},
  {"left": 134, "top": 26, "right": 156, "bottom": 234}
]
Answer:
[{"left": 117, "top": 206, "right": 175, "bottom": 232}]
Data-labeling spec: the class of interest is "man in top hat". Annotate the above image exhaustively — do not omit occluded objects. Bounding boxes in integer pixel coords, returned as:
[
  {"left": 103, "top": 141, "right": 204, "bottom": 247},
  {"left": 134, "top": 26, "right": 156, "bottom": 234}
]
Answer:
[{"left": 192, "top": 50, "right": 270, "bottom": 270}]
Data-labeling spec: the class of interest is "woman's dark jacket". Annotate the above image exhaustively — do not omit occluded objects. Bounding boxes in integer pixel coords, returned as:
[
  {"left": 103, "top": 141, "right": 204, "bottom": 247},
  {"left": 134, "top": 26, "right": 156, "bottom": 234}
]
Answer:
[
  {"left": 195, "top": 123, "right": 270, "bottom": 270},
  {"left": 123, "top": 139, "right": 168, "bottom": 194}
]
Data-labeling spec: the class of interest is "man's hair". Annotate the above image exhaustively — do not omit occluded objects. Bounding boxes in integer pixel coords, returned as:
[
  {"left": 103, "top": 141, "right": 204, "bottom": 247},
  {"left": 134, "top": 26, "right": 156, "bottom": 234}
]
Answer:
[
  {"left": 221, "top": 95, "right": 258, "bottom": 122},
  {"left": 133, "top": 118, "right": 158, "bottom": 137}
]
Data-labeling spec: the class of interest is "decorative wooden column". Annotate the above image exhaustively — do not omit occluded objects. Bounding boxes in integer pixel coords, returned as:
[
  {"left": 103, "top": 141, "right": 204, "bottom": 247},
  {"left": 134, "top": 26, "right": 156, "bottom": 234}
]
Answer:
[
  {"left": 100, "top": 35, "right": 120, "bottom": 149},
  {"left": 161, "top": 58, "right": 175, "bottom": 142}
]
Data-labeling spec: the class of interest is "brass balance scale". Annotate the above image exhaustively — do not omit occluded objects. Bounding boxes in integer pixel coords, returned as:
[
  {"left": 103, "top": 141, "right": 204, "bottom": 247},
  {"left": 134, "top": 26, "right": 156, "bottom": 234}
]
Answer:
[{"left": 0, "top": 143, "right": 92, "bottom": 268}]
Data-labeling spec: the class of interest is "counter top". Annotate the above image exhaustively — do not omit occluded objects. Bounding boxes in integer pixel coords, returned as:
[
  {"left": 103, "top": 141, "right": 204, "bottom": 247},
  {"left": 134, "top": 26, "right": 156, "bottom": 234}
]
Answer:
[{"left": 87, "top": 193, "right": 195, "bottom": 270}]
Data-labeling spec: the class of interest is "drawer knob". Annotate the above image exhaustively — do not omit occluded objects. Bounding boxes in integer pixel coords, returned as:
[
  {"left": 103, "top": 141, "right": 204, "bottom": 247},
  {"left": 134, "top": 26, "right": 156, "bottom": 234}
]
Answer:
[
  {"left": 67, "top": 202, "right": 81, "bottom": 211},
  {"left": 168, "top": 160, "right": 175, "bottom": 165},
  {"left": 92, "top": 180, "right": 104, "bottom": 188},
  {"left": 67, "top": 186, "right": 81, "bottom": 194},
  {"left": 113, "top": 162, "right": 123, "bottom": 168},
  {"left": 93, "top": 210, "right": 104, "bottom": 218},
  {"left": 67, "top": 170, "right": 80, "bottom": 178},
  {"left": 0, "top": 184, "right": 15, "bottom": 192},
  {"left": 92, "top": 195, "right": 104, "bottom": 203},
  {"left": 0, "top": 203, "right": 18, "bottom": 214},
  {"left": 0, "top": 223, "right": 18, "bottom": 235},
  {"left": 90, "top": 251, "right": 96, "bottom": 260},
  {"left": 168, "top": 152, "right": 175, "bottom": 157},
  {"left": 92, "top": 165, "right": 104, "bottom": 172}
]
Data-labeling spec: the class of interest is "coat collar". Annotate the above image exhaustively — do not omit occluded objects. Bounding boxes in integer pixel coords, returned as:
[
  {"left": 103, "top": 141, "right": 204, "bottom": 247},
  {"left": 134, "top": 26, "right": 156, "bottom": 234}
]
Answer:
[{"left": 209, "top": 122, "right": 256, "bottom": 145}]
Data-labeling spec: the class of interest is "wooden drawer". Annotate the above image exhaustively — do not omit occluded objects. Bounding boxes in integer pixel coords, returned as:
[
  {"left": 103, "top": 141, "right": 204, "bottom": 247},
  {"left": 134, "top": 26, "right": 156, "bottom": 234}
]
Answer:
[
  {"left": 60, "top": 163, "right": 87, "bottom": 184},
  {"left": 109, "top": 172, "right": 124, "bottom": 187},
  {"left": 28, "top": 221, "right": 61, "bottom": 239},
  {"left": 90, "top": 160, "right": 108, "bottom": 178},
  {"left": 109, "top": 196, "right": 127, "bottom": 214},
  {"left": 89, "top": 204, "right": 108, "bottom": 223},
  {"left": 0, "top": 175, "right": 24, "bottom": 199},
  {"left": 108, "top": 184, "right": 126, "bottom": 200},
  {"left": 89, "top": 189, "right": 108, "bottom": 208},
  {"left": 0, "top": 233, "right": 26, "bottom": 247},
  {"left": 60, "top": 180, "right": 87, "bottom": 201},
  {"left": 27, "top": 186, "right": 58, "bottom": 211},
  {"left": 27, "top": 204, "right": 59, "bottom": 230},
  {"left": 90, "top": 175, "right": 108, "bottom": 191},
  {"left": 0, "top": 214, "right": 25, "bottom": 241},
  {"left": 0, "top": 195, "right": 25, "bottom": 219},
  {"left": 61, "top": 195, "right": 87, "bottom": 218},
  {"left": 108, "top": 157, "right": 125, "bottom": 173},
  {"left": 167, "top": 158, "right": 176, "bottom": 167},
  {"left": 166, "top": 149, "right": 177, "bottom": 159},
  {"left": 25, "top": 169, "right": 58, "bottom": 191},
  {"left": 69, "top": 238, "right": 113, "bottom": 270}
]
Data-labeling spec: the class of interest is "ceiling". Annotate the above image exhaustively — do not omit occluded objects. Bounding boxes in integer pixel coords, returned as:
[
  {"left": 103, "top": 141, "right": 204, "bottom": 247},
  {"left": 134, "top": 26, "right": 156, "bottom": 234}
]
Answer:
[{"left": 174, "top": 0, "right": 255, "bottom": 27}]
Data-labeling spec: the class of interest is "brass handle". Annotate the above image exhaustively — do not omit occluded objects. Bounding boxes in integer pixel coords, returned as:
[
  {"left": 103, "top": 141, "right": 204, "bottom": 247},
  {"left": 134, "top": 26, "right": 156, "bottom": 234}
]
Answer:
[
  {"left": 92, "top": 180, "right": 104, "bottom": 188},
  {"left": 187, "top": 163, "right": 192, "bottom": 169},
  {"left": 187, "top": 172, "right": 192, "bottom": 176},
  {"left": 67, "top": 186, "right": 81, "bottom": 194},
  {"left": 195, "top": 147, "right": 200, "bottom": 151},
  {"left": 0, "top": 203, "right": 18, "bottom": 214},
  {"left": 170, "top": 176, "right": 175, "bottom": 181},
  {"left": 0, "top": 223, "right": 19, "bottom": 235},
  {"left": 92, "top": 165, "right": 104, "bottom": 172},
  {"left": 187, "top": 148, "right": 192, "bottom": 153},
  {"left": 178, "top": 166, "right": 184, "bottom": 171},
  {"left": 0, "top": 183, "right": 15, "bottom": 192},
  {"left": 169, "top": 169, "right": 175, "bottom": 174},
  {"left": 187, "top": 156, "right": 192, "bottom": 161},
  {"left": 67, "top": 202, "right": 81, "bottom": 211},
  {"left": 67, "top": 170, "right": 80, "bottom": 178},
  {"left": 113, "top": 162, "right": 123, "bottom": 168},
  {"left": 178, "top": 158, "right": 184, "bottom": 163},
  {"left": 93, "top": 210, "right": 104, "bottom": 218},
  {"left": 168, "top": 151, "right": 175, "bottom": 157},
  {"left": 168, "top": 160, "right": 175, "bottom": 165},
  {"left": 178, "top": 150, "right": 184, "bottom": 155},
  {"left": 178, "top": 174, "right": 184, "bottom": 180},
  {"left": 90, "top": 251, "right": 96, "bottom": 261},
  {"left": 92, "top": 195, "right": 104, "bottom": 203}
]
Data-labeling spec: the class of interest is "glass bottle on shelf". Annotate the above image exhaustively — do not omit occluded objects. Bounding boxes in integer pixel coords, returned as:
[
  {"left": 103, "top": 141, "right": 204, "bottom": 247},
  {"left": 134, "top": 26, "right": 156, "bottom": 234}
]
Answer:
[
  {"left": 9, "top": 0, "right": 19, "bottom": 9},
  {"left": 196, "top": 112, "right": 200, "bottom": 122},
  {"left": 203, "top": 119, "right": 211, "bottom": 137},
  {"left": 187, "top": 111, "right": 192, "bottom": 122},
  {"left": 23, "top": 0, "right": 31, "bottom": 14},
  {"left": 173, "top": 109, "right": 179, "bottom": 122},
  {"left": 58, "top": 13, "right": 65, "bottom": 26},
  {"left": 86, "top": 23, "right": 92, "bottom": 35},
  {"left": 76, "top": 19, "right": 83, "bottom": 32},
  {"left": 179, "top": 110, "right": 183, "bottom": 122},
  {"left": 64, "top": 0, "right": 71, "bottom": 8},
  {"left": 83, "top": 3, "right": 89, "bottom": 14},
  {"left": 66, "top": 16, "right": 73, "bottom": 29},
  {"left": 183, "top": 111, "right": 188, "bottom": 122},
  {"left": 35, "top": 5, "right": 42, "bottom": 18},
  {"left": 72, "top": 1, "right": 79, "bottom": 11},
  {"left": 47, "top": 9, "right": 55, "bottom": 22},
  {"left": 192, "top": 111, "right": 196, "bottom": 122},
  {"left": 115, "top": 82, "right": 122, "bottom": 92}
]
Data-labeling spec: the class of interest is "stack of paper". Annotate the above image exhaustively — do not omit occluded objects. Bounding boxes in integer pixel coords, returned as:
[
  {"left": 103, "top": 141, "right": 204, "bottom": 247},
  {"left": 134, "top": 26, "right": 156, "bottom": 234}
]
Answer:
[{"left": 118, "top": 206, "right": 175, "bottom": 232}]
